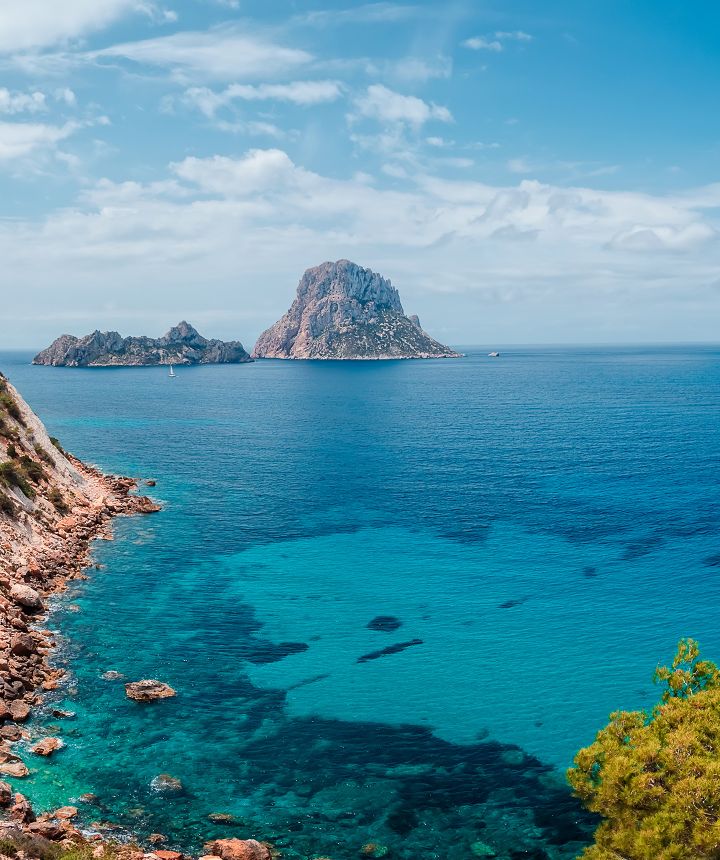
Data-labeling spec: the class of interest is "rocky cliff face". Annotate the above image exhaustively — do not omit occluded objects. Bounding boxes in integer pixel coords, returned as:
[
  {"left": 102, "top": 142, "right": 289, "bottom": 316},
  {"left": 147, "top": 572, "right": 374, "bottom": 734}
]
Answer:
[
  {"left": 33, "top": 322, "right": 252, "bottom": 367},
  {"left": 252, "top": 261, "right": 461, "bottom": 360}
]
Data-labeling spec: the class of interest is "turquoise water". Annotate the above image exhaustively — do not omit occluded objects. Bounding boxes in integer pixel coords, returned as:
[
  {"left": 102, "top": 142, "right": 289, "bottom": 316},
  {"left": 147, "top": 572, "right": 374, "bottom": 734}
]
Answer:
[{"left": 2, "top": 347, "right": 719, "bottom": 859}]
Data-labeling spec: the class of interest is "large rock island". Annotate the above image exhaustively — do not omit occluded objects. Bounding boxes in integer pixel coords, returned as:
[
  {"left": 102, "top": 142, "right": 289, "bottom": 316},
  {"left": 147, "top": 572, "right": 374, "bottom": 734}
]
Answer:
[
  {"left": 33, "top": 321, "right": 252, "bottom": 367},
  {"left": 252, "top": 260, "right": 461, "bottom": 360}
]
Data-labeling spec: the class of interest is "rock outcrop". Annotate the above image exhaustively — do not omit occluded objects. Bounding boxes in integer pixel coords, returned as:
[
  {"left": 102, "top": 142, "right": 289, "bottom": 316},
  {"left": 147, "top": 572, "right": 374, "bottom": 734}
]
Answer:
[
  {"left": 33, "top": 321, "right": 252, "bottom": 367},
  {"left": 125, "top": 680, "right": 176, "bottom": 702},
  {"left": 252, "top": 260, "right": 461, "bottom": 360}
]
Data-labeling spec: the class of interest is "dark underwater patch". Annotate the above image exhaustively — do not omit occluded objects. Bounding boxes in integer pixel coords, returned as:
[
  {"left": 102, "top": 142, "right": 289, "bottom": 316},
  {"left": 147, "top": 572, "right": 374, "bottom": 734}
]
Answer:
[
  {"left": 582, "top": 566, "right": 598, "bottom": 578},
  {"left": 245, "top": 641, "right": 309, "bottom": 664},
  {"left": 498, "top": 596, "right": 530, "bottom": 609},
  {"left": 703, "top": 553, "right": 720, "bottom": 567},
  {"left": 367, "top": 615, "right": 403, "bottom": 632},
  {"left": 357, "top": 638, "right": 423, "bottom": 663},
  {"left": 621, "top": 535, "right": 663, "bottom": 561}
]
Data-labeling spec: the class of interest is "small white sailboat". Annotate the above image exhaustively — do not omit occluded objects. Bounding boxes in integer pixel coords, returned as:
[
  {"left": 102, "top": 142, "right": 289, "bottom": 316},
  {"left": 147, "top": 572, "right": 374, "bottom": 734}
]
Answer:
[
  {"left": 488, "top": 351, "right": 500, "bottom": 358},
  {"left": 169, "top": 364, "right": 176, "bottom": 378}
]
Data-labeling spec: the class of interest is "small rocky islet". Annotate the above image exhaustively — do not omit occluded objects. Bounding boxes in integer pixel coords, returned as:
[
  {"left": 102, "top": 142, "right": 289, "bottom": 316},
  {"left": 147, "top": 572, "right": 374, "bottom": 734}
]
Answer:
[{"left": 32, "top": 321, "right": 252, "bottom": 367}]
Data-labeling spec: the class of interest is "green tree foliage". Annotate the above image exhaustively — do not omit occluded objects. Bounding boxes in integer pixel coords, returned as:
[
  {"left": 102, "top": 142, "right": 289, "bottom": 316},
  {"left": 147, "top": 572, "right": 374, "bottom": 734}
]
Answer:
[{"left": 568, "top": 639, "right": 720, "bottom": 859}]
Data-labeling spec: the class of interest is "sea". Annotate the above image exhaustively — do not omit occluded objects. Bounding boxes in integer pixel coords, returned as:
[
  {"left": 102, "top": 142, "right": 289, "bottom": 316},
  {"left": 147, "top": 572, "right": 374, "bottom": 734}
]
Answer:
[{"left": 1, "top": 346, "right": 719, "bottom": 860}]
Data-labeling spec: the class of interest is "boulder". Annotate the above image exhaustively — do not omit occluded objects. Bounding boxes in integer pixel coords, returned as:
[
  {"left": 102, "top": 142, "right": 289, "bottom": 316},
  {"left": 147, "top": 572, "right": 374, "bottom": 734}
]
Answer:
[
  {"left": 32, "top": 737, "right": 63, "bottom": 757},
  {"left": 10, "top": 633, "right": 37, "bottom": 657},
  {"left": 8, "top": 701, "right": 31, "bottom": 722},
  {"left": 150, "top": 774, "right": 183, "bottom": 793},
  {"left": 10, "top": 792, "right": 35, "bottom": 823},
  {"left": 54, "top": 806, "right": 78, "bottom": 819},
  {"left": 0, "top": 761, "right": 29, "bottom": 778},
  {"left": 27, "top": 821, "right": 64, "bottom": 840},
  {"left": 155, "top": 851, "right": 183, "bottom": 860},
  {"left": 125, "top": 680, "right": 176, "bottom": 702},
  {"left": 204, "top": 840, "right": 273, "bottom": 860},
  {"left": 9, "top": 584, "right": 43, "bottom": 611}
]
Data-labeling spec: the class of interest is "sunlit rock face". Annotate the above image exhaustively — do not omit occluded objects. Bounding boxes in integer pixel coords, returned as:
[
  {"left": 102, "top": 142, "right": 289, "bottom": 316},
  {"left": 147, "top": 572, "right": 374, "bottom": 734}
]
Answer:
[{"left": 252, "top": 260, "right": 461, "bottom": 360}]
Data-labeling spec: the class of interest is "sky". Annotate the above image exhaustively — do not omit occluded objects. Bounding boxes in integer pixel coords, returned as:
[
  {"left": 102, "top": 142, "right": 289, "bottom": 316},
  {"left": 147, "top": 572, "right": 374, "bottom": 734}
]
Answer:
[{"left": 1, "top": 0, "right": 720, "bottom": 348}]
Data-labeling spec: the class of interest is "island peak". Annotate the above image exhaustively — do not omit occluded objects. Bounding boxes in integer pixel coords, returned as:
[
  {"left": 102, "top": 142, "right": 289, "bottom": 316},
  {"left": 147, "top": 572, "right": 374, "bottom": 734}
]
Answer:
[{"left": 252, "top": 260, "right": 461, "bottom": 360}]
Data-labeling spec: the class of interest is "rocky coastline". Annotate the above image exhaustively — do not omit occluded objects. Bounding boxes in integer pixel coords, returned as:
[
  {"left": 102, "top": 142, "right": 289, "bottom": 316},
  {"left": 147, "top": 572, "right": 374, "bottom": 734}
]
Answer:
[{"left": 0, "top": 374, "right": 285, "bottom": 860}]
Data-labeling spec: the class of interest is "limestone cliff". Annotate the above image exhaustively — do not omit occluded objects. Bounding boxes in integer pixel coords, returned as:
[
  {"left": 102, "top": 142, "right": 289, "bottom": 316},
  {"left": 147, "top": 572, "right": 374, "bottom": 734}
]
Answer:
[
  {"left": 33, "top": 321, "right": 252, "bottom": 367},
  {"left": 252, "top": 261, "right": 461, "bottom": 360}
]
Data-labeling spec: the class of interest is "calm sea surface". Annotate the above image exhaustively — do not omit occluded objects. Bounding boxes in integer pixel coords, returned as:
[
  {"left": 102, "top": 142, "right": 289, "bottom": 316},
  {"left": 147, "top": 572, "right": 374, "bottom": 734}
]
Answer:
[{"left": 1, "top": 347, "right": 719, "bottom": 859}]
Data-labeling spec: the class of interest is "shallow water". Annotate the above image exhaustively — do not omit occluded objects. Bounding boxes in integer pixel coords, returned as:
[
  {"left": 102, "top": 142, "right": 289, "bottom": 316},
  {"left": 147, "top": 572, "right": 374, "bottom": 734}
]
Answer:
[{"left": 1, "top": 346, "right": 719, "bottom": 859}]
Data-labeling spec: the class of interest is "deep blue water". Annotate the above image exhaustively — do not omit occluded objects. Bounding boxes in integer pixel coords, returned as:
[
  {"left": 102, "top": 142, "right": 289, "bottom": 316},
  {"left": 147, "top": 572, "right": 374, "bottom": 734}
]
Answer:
[{"left": 1, "top": 347, "right": 719, "bottom": 860}]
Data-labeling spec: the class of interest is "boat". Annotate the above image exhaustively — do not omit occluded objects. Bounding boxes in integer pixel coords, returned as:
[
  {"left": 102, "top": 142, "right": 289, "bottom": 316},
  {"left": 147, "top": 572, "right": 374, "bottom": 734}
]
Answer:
[
  {"left": 488, "top": 351, "right": 500, "bottom": 358},
  {"left": 169, "top": 364, "right": 176, "bottom": 377}
]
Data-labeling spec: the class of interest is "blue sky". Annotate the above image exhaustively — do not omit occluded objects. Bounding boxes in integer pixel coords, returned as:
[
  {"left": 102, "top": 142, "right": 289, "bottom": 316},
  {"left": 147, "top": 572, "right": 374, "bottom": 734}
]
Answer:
[{"left": 1, "top": 0, "right": 719, "bottom": 347}]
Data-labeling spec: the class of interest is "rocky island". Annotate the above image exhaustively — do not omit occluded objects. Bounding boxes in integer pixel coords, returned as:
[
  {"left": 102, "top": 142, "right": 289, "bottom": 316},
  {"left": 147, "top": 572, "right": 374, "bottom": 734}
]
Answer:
[
  {"left": 252, "top": 260, "right": 461, "bottom": 360},
  {"left": 33, "top": 321, "right": 251, "bottom": 367}
]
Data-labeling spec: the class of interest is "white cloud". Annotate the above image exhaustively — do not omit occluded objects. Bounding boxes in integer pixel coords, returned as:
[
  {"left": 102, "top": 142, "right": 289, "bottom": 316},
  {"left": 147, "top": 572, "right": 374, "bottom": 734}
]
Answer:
[
  {"left": 94, "top": 28, "right": 312, "bottom": 81},
  {"left": 182, "top": 80, "right": 343, "bottom": 117},
  {"left": 507, "top": 157, "right": 532, "bottom": 174},
  {"left": 351, "top": 84, "right": 452, "bottom": 127},
  {"left": 0, "top": 0, "right": 150, "bottom": 54},
  {"left": 464, "top": 31, "right": 533, "bottom": 52},
  {"left": 495, "top": 31, "right": 533, "bottom": 41},
  {"left": 0, "top": 89, "right": 47, "bottom": 114},
  {"left": 296, "top": 3, "right": 420, "bottom": 27},
  {"left": 55, "top": 88, "right": 77, "bottom": 106},
  {"left": 0, "top": 120, "right": 79, "bottom": 160},
  {"left": 463, "top": 37, "right": 502, "bottom": 52}
]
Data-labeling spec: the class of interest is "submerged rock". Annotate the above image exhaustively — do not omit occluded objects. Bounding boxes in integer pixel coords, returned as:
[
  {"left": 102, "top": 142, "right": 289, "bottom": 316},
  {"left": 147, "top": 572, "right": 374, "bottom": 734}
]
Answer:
[
  {"left": 125, "top": 679, "right": 176, "bottom": 701},
  {"left": 252, "top": 260, "right": 461, "bottom": 360},
  {"left": 357, "top": 639, "right": 423, "bottom": 663},
  {"left": 360, "top": 844, "right": 389, "bottom": 858},
  {"left": 150, "top": 774, "right": 183, "bottom": 794}
]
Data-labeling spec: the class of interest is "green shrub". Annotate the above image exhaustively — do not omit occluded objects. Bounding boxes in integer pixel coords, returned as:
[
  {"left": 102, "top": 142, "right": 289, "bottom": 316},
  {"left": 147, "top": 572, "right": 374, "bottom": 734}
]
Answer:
[
  {"left": 0, "top": 461, "right": 35, "bottom": 498},
  {"left": 18, "top": 455, "right": 45, "bottom": 484},
  {"left": 49, "top": 437, "right": 65, "bottom": 454},
  {"left": 48, "top": 486, "right": 68, "bottom": 513},
  {"left": 34, "top": 443, "right": 54, "bottom": 465},
  {"left": 0, "top": 391, "right": 24, "bottom": 426}
]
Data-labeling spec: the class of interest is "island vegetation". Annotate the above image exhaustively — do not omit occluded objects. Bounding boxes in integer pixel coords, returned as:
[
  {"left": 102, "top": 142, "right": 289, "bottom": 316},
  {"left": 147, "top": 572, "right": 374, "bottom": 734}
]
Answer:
[{"left": 569, "top": 638, "right": 720, "bottom": 859}]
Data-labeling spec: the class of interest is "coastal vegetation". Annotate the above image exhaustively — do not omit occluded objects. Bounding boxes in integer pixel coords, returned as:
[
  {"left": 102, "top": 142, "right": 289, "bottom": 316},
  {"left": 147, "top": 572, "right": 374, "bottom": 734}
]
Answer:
[{"left": 569, "top": 639, "right": 720, "bottom": 859}]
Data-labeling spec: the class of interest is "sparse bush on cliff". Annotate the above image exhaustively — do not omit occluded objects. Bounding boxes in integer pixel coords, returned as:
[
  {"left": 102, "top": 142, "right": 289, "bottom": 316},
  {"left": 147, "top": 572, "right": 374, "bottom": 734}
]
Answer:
[
  {"left": 0, "top": 414, "right": 19, "bottom": 440},
  {"left": 49, "top": 437, "right": 66, "bottom": 454},
  {"left": 0, "top": 390, "right": 25, "bottom": 426},
  {"left": 568, "top": 639, "right": 720, "bottom": 859},
  {"left": 0, "top": 490, "right": 16, "bottom": 518},
  {"left": 0, "top": 461, "right": 35, "bottom": 498},
  {"left": 18, "top": 455, "right": 46, "bottom": 484},
  {"left": 34, "top": 443, "right": 54, "bottom": 465},
  {"left": 48, "top": 486, "right": 68, "bottom": 513}
]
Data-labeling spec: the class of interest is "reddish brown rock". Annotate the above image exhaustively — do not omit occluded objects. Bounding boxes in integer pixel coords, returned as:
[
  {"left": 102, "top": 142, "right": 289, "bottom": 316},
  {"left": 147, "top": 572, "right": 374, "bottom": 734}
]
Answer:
[
  {"left": 27, "top": 820, "right": 64, "bottom": 840},
  {"left": 10, "top": 793, "right": 35, "bottom": 823},
  {"left": 54, "top": 806, "right": 78, "bottom": 819},
  {"left": 0, "top": 780, "right": 11, "bottom": 806},
  {"left": 148, "top": 834, "right": 167, "bottom": 845},
  {"left": 0, "top": 761, "right": 29, "bottom": 778},
  {"left": 10, "top": 633, "right": 37, "bottom": 657},
  {"left": 8, "top": 584, "right": 43, "bottom": 611},
  {"left": 8, "top": 701, "right": 31, "bottom": 722},
  {"left": 155, "top": 851, "right": 183, "bottom": 860},
  {"left": 125, "top": 680, "right": 176, "bottom": 702},
  {"left": 204, "top": 839, "right": 273, "bottom": 860},
  {"left": 32, "top": 737, "right": 63, "bottom": 757}
]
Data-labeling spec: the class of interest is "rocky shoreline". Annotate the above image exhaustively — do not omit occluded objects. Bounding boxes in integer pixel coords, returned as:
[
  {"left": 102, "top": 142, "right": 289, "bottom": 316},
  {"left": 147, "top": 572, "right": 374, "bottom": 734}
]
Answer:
[{"left": 0, "top": 374, "right": 289, "bottom": 860}]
